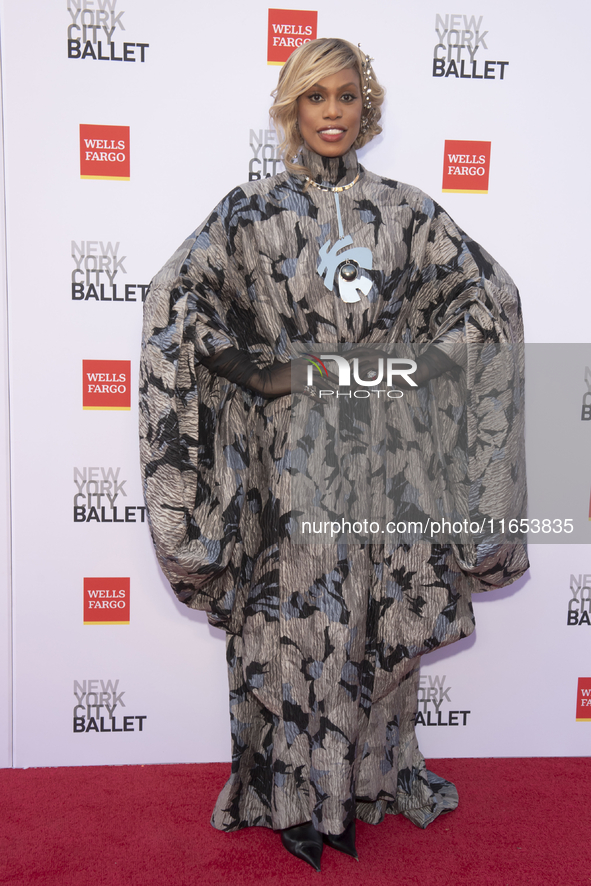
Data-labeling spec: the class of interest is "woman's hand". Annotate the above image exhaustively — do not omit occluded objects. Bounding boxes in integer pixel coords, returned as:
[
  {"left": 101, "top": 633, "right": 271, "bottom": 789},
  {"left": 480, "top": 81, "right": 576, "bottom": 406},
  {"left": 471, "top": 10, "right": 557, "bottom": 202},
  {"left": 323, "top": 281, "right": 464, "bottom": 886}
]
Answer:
[{"left": 252, "top": 358, "right": 337, "bottom": 398}]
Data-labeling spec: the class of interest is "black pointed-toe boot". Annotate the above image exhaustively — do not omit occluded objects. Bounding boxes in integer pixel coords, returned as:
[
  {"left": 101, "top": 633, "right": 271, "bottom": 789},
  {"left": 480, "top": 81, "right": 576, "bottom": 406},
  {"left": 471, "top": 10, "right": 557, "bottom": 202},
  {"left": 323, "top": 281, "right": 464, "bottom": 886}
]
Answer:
[
  {"left": 280, "top": 821, "right": 323, "bottom": 872},
  {"left": 323, "top": 820, "right": 358, "bottom": 860}
]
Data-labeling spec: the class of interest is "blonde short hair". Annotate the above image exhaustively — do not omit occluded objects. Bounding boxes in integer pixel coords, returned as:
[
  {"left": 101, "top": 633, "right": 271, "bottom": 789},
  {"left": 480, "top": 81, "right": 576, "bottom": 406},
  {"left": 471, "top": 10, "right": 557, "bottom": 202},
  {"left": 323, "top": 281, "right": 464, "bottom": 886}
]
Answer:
[{"left": 269, "top": 38, "right": 385, "bottom": 178}]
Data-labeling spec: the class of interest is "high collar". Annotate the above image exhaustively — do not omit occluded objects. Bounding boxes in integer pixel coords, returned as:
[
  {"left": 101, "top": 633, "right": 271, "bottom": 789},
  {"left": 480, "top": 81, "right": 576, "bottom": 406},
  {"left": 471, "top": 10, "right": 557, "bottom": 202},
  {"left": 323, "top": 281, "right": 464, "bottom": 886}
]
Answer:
[{"left": 297, "top": 145, "right": 359, "bottom": 187}]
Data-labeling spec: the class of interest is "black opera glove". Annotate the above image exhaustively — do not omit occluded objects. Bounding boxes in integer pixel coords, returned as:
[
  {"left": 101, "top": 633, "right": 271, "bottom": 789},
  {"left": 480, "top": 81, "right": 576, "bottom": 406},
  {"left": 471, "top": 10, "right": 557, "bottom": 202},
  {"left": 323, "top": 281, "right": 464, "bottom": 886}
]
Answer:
[
  {"left": 199, "top": 345, "right": 459, "bottom": 399},
  {"left": 198, "top": 347, "right": 308, "bottom": 399}
]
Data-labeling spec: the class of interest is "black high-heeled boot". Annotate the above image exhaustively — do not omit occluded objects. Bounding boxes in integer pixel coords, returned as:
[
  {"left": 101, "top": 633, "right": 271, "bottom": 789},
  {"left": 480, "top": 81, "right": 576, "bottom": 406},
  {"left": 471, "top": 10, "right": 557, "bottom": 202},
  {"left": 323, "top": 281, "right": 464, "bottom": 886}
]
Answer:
[
  {"left": 323, "top": 820, "right": 358, "bottom": 860},
  {"left": 280, "top": 821, "right": 323, "bottom": 872}
]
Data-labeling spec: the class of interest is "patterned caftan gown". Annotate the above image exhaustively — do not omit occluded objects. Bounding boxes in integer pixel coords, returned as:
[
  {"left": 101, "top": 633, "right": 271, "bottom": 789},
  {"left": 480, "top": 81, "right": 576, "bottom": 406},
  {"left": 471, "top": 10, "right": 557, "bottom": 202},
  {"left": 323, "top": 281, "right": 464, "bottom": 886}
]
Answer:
[{"left": 139, "top": 146, "right": 528, "bottom": 835}]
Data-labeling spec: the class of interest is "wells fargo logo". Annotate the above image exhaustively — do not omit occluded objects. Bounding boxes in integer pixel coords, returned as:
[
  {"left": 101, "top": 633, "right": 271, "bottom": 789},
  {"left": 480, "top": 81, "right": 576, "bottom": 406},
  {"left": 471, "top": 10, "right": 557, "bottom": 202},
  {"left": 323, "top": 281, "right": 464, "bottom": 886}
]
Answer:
[
  {"left": 442, "top": 140, "right": 491, "bottom": 194},
  {"left": 576, "top": 677, "right": 591, "bottom": 721},
  {"left": 84, "top": 577, "right": 130, "bottom": 625},
  {"left": 80, "top": 124, "right": 130, "bottom": 180},
  {"left": 82, "top": 360, "right": 130, "bottom": 410},
  {"left": 267, "top": 8, "right": 317, "bottom": 65}
]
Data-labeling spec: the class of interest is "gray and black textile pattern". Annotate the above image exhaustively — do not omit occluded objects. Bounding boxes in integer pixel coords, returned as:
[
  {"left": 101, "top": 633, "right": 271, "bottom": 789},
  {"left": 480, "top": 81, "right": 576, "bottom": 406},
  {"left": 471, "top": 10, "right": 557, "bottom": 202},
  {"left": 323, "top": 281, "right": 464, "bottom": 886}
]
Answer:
[{"left": 139, "top": 147, "right": 528, "bottom": 836}]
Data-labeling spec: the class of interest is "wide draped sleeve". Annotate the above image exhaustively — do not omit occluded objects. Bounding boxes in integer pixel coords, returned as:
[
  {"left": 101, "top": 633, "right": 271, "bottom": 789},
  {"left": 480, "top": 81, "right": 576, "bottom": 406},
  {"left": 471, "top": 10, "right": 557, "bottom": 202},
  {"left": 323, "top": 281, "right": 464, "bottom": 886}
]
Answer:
[
  {"left": 408, "top": 199, "right": 529, "bottom": 591},
  {"left": 139, "top": 188, "right": 256, "bottom": 613}
]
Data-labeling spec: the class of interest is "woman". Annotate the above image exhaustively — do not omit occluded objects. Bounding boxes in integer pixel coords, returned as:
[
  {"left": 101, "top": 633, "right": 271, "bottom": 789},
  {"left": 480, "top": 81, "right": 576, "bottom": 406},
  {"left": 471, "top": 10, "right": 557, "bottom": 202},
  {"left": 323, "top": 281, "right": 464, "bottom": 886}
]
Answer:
[{"left": 140, "top": 38, "right": 527, "bottom": 871}]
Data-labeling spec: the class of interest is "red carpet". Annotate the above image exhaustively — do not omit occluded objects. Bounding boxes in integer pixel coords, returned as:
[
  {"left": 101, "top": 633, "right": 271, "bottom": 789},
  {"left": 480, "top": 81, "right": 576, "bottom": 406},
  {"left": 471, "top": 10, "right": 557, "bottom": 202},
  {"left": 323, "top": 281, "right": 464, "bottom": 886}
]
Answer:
[{"left": 2, "top": 758, "right": 589, "bottom": 886}]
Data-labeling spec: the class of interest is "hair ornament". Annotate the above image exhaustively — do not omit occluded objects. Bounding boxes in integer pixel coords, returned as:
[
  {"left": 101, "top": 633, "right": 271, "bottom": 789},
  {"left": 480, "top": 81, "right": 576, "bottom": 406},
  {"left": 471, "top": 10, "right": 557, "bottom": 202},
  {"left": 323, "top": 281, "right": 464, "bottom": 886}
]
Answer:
[{"left": 358, "top": 45, "right": 375, "bottom": 133}]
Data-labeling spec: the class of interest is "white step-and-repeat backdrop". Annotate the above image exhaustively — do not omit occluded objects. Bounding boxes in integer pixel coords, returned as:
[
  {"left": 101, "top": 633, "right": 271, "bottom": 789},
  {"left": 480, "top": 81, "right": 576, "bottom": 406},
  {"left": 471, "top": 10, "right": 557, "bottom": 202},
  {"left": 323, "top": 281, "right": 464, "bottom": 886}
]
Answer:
[{"left": 0, "top": 0, "right": 590, "bottom": 769}]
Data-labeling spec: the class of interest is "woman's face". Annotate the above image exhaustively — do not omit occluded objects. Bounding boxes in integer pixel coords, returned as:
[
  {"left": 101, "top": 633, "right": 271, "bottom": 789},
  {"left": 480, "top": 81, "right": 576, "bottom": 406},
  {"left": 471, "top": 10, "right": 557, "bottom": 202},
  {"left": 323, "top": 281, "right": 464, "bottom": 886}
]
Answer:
[{"left": 296, "top": 67, "right": 362, "bottom": 158}]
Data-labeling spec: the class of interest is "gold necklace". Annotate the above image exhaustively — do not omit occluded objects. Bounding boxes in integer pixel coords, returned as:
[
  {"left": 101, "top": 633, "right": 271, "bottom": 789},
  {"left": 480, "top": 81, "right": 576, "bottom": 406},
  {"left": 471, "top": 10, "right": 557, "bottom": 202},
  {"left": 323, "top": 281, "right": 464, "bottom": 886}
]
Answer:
[{"left": 304, "top": 172, "right": 360, "bottom": 193}]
